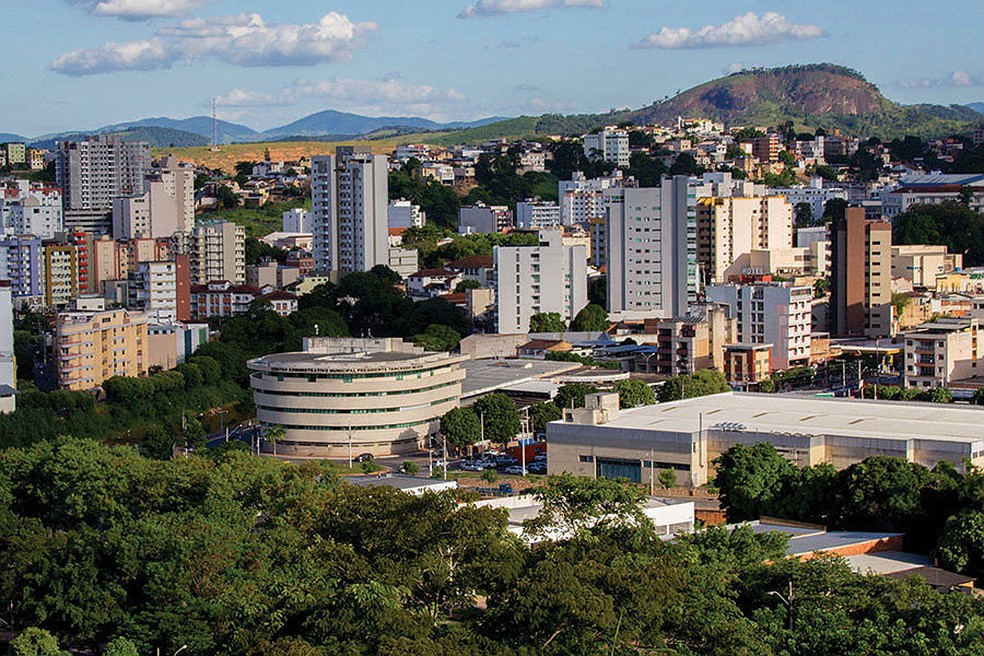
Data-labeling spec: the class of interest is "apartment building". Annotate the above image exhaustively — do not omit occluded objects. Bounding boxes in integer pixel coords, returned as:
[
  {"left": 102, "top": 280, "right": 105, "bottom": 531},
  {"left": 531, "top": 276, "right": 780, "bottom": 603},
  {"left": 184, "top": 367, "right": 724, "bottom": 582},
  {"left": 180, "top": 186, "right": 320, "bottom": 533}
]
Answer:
[
  {"left": 723, "top": 343, "right": 773, "bottom": 385},
  {"left": 112, "top": 156, "right": 194, "bottom": 239},
  {"left": 494, "top": 229, "right": 587, "bottom": 333},
  {"left": 282, "top": 208, "right": 311, "bottom": 233},
  {"left": 0, "top": 235, "right": 42, "bottom": 300},
  {"left": 903, "top": 317, "right": 983, "bottom": 389},
  {"left": 7, "top": 195, "right": 64, "bottom": 239},
  {"left": 54, "top": 305, "right": 149, "bottom": 391},
  {"left": 387, "top": 200, "right": 425, "bottom": 229},
  {"left": 42, "top": 243, "right": 77, "bottom": 307},
  {"left": 311, "top": 147, "right": 389, "bottom": 278},
  {"left": 770, "top": 178, "right": 848, "bottom": 221},
  {"left": 891, "top": 245, "right": 963, "bottom": 289},
  {"left": 458, "top": 204, "right": 512, "bottom": 234},
  {"left": 830, "top": 208, "right": 893, "bottom": 338},
  {"left": 705, "top": 283, "right": 813, "bottom": 371},
  {"left": 696, "top": 194, "right": 794, "bottom": 283},
  {"left": 516, "top": 199, "right": 561, "bottom": 229},
  {"left": 559, "top": 171, "right": 631, "bottom": 226},
  {"left": 55, "top": 135, "right": 151, "bottom": 235},
  {"left": 187, "top": 220, "right": 245, "bottom": 285},
  {"left": 583, "top": 127, "right": 630, "bottom": 167},
  {"left": 128, "top": 257, "right": 190, "bottom": 323},
  {"left": 607, "top": 177, "right": 702, "bottom": 320}
]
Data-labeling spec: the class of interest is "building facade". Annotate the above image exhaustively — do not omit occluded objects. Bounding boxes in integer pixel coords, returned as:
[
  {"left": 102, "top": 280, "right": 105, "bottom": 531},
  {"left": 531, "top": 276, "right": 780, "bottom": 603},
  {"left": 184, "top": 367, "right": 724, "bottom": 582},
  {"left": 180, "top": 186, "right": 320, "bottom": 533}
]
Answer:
[
  {"left": 187, "top": 220, "right": 245, "bottom": 285},
  {"left": 515, "top": 199, "right": 561, "bottom": 229},
  {"left": 903, "top": 317, "right": 983, "bottom": 388},
  {"left": 311, "top": 147, "right": 389, "bottom": 278},
  {"left": 458, "top": 204, "right": 512, "bottom": 234},
  {"left": 583, "top": 128, "right": 630, "bottom": 167},
  {"left": 494, "top": 229, "right": 587, "bottom": 334},
  {"left": 830, "top": 208, "right": 893, "bottom": 338},
  {"left": 248, "top": 337, "right": 466, "bottom": 458},
  {"left": 696, "top": 195, "right": 794, "bottom": 283},
  {"left": 54, "top": 306, "right": 149, "bottom": 391}
]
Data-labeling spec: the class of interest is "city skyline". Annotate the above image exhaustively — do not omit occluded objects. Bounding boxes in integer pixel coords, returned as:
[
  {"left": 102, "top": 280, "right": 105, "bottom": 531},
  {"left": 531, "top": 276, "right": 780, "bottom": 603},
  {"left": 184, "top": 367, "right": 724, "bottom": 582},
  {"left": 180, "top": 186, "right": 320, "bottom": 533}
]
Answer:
[{"left": 0, "top": 0, "right": 981, "bottom": 137}]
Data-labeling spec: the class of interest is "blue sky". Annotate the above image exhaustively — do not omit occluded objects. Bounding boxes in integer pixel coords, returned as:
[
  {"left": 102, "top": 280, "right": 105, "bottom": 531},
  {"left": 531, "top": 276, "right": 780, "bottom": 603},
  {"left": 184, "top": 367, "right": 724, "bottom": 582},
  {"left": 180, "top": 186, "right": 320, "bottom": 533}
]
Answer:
[{"left": 1, "top": 0, "right": 981, "bottom": 137}]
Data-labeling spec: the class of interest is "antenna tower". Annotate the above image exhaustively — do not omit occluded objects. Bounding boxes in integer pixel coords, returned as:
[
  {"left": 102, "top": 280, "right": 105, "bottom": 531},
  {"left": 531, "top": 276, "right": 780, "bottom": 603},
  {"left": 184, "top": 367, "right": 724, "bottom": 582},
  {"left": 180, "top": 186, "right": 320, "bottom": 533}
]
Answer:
[{"left": 212, "top": 98, "right": 218, "bottom": 150}]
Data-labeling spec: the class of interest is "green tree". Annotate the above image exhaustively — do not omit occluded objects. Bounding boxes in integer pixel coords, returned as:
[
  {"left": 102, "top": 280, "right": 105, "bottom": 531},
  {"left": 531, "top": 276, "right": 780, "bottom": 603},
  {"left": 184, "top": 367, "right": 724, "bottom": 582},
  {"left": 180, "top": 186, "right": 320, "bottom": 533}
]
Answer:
[
  {"left": 103, "top": 637, "right": 140, "bottom": 656},
  {"left": 569, "top": 303, "right": 609, "bottom": 332},
  {"left": 658, "top": 468, "right": 677, "bottom": 489},
  {"left": 587, "top": 276, "right": 606, "bottom": 308},
  {"left": 454, "top": 279, "right": 482, "bottom": 293},
  {"left": 265, "top": 424, "right": 286, "bottom": 457},
  {"left": 440, "top": 407, "right": 481, "bottom": 449},
  {"left": 529, "top": 312, "right": 566, "bottom": 333},
  {"left": 839, "top": 456, "right": 930, "bottom": 531},
  {"left": 813, "top": 278, "right": 829, "bottom": 298},
  {"left": 472, "top": 393, "right": 521, "bottom": 445},
  {"left": 553, "top": 382, "right": 599, "bottom": 410},
  {"left": 714, "top": 443, "right": 797, "bottom": 521},
  {"left": 658, "top": 369, "right": 730, "bottom": 402},
  {"left": 525, "top": 473, "right": 651, "bottom": 540},
  {"left": 10, "top": 628, "right": 67, "bottom": 656},
  {"left": 481, "top": 468, "right": 499, "bottom": 483},
  {"left": 936, "top": 510, "right": 984, "bottom": 578},
  {"left": 778, "top": 150, "right": 797, "bottom": 167},
  {"left": 412, "top": 324, "right": 462, "bottom": 352},
  {"left": 400, "top": 461, "right": 419, "bottom": 476},
  {"left": 528, "top": 401, "right": 562, "bottom": 433},
  {"left": 794, "top": 202, "right": 813, "bottom": 227},
  {"left": 612, "top": 379, "right": 655, "bottom": 408}
]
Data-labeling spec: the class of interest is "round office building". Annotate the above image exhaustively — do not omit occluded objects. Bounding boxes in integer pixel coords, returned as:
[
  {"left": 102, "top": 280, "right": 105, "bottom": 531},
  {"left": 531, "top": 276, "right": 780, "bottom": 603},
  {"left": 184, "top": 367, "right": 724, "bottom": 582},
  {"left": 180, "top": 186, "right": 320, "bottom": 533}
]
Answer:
[{"left": 248, "top": 337, "right": 466, "bottom": 459}]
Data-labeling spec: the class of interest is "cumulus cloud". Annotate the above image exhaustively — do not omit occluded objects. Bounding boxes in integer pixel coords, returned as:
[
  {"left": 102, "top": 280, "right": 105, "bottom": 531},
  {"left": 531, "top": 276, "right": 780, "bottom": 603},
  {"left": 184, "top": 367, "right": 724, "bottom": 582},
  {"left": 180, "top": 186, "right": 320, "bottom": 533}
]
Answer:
[
  {"left": 632, "top": 12, "right": 825, "bottom": 49},
  {"left": 68, "top": 0, "right": 211, "bottom": 19},
  {"left": 459, "top": 0, "right": 603, "bottom": 19},
  {"left": 896, "top": 70, "right": 984, "bottom": 89},
  {"left": 216, "top": 76, "right": 467, "bottom": 117},
  {"left": 50, "top": 12, "right": 377, "bottom": 75}
]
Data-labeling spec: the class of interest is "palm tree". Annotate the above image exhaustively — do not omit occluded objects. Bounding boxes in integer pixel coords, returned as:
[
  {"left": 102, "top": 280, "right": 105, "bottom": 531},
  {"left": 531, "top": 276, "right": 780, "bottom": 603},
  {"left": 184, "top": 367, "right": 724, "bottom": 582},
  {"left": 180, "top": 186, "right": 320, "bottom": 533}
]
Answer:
[{"left": 265, "top": 424, "right": 286, "bottom": 458}]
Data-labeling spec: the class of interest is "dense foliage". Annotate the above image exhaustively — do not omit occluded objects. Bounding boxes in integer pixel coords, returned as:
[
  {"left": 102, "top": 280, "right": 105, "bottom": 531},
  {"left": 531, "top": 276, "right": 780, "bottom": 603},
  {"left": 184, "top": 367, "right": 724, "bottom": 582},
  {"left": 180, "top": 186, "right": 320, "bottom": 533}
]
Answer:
[
  {"left": 893, "top": 201, "right": 984, "bottom": 267},
  {"left": 658, "top": 369, "right": 731, "bottom": 402},
  {"left": 2, "top": 440, "right": 984, "bottom": 655}
]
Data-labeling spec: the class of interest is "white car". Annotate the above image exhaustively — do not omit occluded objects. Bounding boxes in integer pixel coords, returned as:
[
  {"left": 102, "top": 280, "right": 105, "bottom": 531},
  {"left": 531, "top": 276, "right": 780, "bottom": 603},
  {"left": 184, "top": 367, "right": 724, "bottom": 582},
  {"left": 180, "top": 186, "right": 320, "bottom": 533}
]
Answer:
[{"left": 503, "top": 465, "right": 526, "bottom": 475}]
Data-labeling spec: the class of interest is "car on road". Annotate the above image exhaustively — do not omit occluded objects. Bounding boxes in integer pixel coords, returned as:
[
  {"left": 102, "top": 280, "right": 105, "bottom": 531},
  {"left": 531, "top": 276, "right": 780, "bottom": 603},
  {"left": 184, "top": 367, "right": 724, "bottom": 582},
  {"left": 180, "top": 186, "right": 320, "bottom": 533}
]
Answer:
[
  {"left": 503, "top": 465, "right": 526, "bottom": 475},
  {"left": 355, "top": 453, "right": 374, "bottom": 463}
]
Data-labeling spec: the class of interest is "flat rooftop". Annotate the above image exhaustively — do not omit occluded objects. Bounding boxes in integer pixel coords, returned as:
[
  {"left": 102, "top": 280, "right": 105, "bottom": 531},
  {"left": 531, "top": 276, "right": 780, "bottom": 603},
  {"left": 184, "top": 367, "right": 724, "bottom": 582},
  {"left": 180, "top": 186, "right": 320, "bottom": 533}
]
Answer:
[
  {"left": 461, "top": 359, "right": 580, "bottom": 399},
  {"left": 248, "top": 349, "right": 462, "bottom": 373},
  {"left": 567, "top": 392, "right": 984, "bottom": 445}
]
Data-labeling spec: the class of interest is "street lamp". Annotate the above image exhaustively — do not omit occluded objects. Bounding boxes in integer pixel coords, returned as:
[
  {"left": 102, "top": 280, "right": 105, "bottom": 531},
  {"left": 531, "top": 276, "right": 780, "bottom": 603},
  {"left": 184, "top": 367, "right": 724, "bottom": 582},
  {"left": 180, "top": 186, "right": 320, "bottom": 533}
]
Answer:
[
  {"left": 174, "top": 646, "right": 188, "bottom": 656},
  {"left": 767, "top": 580, "right": 794, "bottom": 631}
]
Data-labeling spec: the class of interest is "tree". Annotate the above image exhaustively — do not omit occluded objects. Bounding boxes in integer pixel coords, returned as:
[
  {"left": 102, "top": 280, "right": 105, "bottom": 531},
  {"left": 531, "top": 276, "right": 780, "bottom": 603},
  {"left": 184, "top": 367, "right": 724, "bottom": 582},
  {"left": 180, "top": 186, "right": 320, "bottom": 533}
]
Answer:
[
  {"left": 481, "top": 468, "right": 498, "bottom": 483},
  {"left": 714, "top": 443, "right": 797, "bottom": 521},
  {"left": 401, "top": 461, "right": 419, "bottom": 476},
  {"left": 529, "top": 312, "right": 566, "bottom": 333},
  {"left": 839, "top": 456, "right": 930, "bottom": 531},
  {"left": 454, "top": 279, "right": 482, "bottom": 293},
  {"left": 553, "top": 383, "right": 599, "bottom": 411},
  {"left": 972, "top": 388, "right": 984, "bottom": 406},
  {"left": 658, "top": 468, "right": 677, "bottom": 489},
  {"left": 525, "top": 473, "right": 652, "bottom": 540},
  {"left": 894, "top": 201, "right": 984, "bottom": 267},
  {"left": 587, "top": 276, "right": 606, "bottom": 308},
  {"left": 936, "top": 510, "right": 984, "bottom": 579},
  {"left": 794, "top": 202, "right": 813, "bottom": 227},
  {"left": 180, "top": 417, "right": 207, "bottom": 450},
  {"left": 822, "top": 198, "right": 848, "bottom": 223},
  {"left": 658, "top": 369, "right": 730, "bottom": 402},
  {"left": 103, "top": 637, "right": 140, "bottom": 656},
  {"left": 528, "top": 401, "right": 562, "bottom": 433},
  {"left": 10, "top": 628, "right": 67, "bottom": 656},
  {"left": 472, "top": 393, "right": 521, "bottom": 445},
  {"left": 778, "top": 150, "right": 797, "bottom": 167},
  {"left": 569, "top": 304, "right": 609, "bottom": 332},
  {"left": 412, "top": 324, "right": 461, "bottom": 353},
  {"left": 265, "top": 424, "right": 286, "bottom": 457},
  {"left": 612, "top": 379, "right": 655, "bottom": 408},
  {"left": 813, "top": 278, "right": 829, "bottom": 298},
  {"left": 440, "top": 407, "right": 481, "bottom": 449}
]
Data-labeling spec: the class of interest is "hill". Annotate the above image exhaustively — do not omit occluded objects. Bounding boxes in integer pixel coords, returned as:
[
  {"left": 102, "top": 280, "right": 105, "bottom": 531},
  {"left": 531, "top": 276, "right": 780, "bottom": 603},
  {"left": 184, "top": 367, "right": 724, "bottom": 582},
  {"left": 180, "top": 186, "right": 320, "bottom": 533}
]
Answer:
[
  {"left": 968, "top": 102, "right": 984, "bottom": 116},
  {"left": 625, "top": 64, "right": 978, "bottom": 139},
  {"left": 32, "top": 126, "right": 207, "bottom": 150},
  {"left": 99, "top": 116, "right": 258, "bottom": 144},
  {"left": 0, "top": 133, "right": 27, "bottom": 143},
  {"left": 263, "top": 110, "right": 502, "bottom": 139}
]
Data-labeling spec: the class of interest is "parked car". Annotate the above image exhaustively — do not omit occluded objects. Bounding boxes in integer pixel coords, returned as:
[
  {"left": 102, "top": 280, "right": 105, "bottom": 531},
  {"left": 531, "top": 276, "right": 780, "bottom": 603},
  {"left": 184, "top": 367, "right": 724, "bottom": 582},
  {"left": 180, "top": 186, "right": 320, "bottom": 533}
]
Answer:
[
  {"left": 494, "top": 455, "right": 518, "bottom": 467},
  {"left": 459, "top": 460, "right": 482, "bottom": 471},
  {"left": 503, "top": 465, "right": 526, "bottom": 475},
  {"left": 355, "top": 453, "right": 374, "bottom": 463},
  {"left": 532, "top": 454, "right": 547, "bottom": 463},
  {"left": 527, "top": 461, "right": 547, "bottom": 474}
]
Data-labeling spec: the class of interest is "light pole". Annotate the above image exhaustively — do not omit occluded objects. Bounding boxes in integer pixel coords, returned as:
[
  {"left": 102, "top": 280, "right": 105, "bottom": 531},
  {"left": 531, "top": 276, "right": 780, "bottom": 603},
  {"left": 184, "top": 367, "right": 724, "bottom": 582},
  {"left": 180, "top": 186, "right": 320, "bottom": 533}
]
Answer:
[
  {"left": 174, "top": 646, "right": 188, "bottom": 656},
  {"left": 767, "top": 580, "right": 794, "bottom": 632}
]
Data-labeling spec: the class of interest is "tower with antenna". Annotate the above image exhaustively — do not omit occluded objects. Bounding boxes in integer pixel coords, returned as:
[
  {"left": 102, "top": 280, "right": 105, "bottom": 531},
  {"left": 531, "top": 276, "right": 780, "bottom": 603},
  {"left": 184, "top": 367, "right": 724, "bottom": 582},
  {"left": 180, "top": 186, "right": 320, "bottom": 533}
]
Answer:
[{"left": 211, "top": 98, "right": 219, "bottom": 151}]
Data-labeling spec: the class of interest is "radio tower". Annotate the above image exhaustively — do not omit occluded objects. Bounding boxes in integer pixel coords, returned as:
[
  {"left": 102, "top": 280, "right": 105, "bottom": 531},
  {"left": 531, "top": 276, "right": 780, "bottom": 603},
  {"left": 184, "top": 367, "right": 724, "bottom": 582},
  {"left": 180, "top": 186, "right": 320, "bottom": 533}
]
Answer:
[{"left": 211, "top": 98, "right": 219, "bottom": 151}]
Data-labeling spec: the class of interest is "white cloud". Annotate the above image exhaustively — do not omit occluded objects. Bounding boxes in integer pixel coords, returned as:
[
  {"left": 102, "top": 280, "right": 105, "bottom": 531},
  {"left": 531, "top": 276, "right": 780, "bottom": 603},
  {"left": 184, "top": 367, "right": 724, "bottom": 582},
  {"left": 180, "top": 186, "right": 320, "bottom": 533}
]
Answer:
[
  {"left": 896, "top": 70, "right": 984, "bottom": 89},
  {"left": 458, "top": 0, "right": 603, "bottom": 19},
  {"left": 68, "top": 0, "right": 211, "bottom": 19},
  {"left": 632, "top": 12, "right": 825, "bottom": 49},
  {"left": 50, "top": 12, "right": 378, "bottom": 75}
]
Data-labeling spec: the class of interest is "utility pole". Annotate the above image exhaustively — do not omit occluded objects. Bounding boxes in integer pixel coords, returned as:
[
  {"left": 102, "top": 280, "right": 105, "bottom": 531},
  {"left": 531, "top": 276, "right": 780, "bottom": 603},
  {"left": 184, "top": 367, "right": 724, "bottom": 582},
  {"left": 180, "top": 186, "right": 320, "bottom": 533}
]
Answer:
[
  {"left": 649, "top": 447, "right": 655, "bottom": 495},
  {"left": 348, "top": 425, "right": 353, "bottom": 469}
]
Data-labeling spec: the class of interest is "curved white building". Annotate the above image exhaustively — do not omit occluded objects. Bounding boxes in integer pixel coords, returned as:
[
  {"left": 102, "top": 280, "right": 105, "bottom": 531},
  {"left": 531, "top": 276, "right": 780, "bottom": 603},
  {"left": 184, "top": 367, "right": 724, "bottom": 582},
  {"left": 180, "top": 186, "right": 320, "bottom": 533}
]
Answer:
[{"left": 249, "top": 338, "right": 466, "bottom": 458}]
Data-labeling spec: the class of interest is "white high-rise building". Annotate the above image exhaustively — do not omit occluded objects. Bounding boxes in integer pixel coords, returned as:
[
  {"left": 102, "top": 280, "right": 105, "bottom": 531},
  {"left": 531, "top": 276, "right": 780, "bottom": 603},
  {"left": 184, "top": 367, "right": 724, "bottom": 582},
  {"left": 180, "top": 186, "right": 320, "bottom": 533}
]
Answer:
[
  {"left": 282, "top": 208, "right": 311, "bottom": 233},
  {"left": 582, "top": 128, "right": 630, "bottom": 168},
  {"left": 705, "top": 282, "right": 813, "bottom": 371},
  {"left": 696, "top": 195, "right": 794, "bottom": 283},
  {"left": 188, "top": 220, "right": 245, "bottom": 285},
  {"left": 494, "top": 229, "right": 587, "bottom": 334},
  {"left": 559, "top": 170, "right": 629, "bottom": 226},
  {"left": 606, "top": 176, "right": 704, "bottom": 320},
  {"left": 8, "top": 196, "right": 64, "bottom": 239},
  {"left": 129, "top": 260, "right": 182, "bottom": 323},
  {"left": 311, "top": 147, "right": 389, "bottom": 278},
  {"left": 55, "top": 135, "right": 151, "bottom": 235},
  {"left": 0, "top": 280, "right": 15, "bottom": 413},
  {"left": 388, "top": 200, "right": 425, "bottom": 229},
  {"left": 112, "top": 156, "right": 195, "bottom": 240},
  {"left": 515, "top": 199, "right": 561, "bottom": 229}
]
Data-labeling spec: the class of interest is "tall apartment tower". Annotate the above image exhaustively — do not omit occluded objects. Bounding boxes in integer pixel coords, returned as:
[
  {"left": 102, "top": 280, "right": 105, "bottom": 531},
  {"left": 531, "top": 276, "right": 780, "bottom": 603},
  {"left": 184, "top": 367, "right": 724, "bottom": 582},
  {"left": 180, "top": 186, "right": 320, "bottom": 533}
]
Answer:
[
  {"left": 112, "top": 155, "right": 195, "bottom": 239},
  {"left": 311, "top": 147, "right": 388, "bottom": 279},
  {"left": 607, "top": 176, "right": 701, "bottom": 320},
  {"left": 830, "top": 207, "right": 893, "bottom": 338},
  {"left": 494, "top": 229, "right": 587, "bottom": 334},
  {"left": 188, "top": 220, "right": 245, "bottom": 285},
  {"left": 55, "top": 135, "right": 151, "bottom": 235},
  {"left": 582, "top": 128, "right": 630, "bottom": 167},
  {"left": 696, "top": 195, "right": 794, "bottom": 283}
]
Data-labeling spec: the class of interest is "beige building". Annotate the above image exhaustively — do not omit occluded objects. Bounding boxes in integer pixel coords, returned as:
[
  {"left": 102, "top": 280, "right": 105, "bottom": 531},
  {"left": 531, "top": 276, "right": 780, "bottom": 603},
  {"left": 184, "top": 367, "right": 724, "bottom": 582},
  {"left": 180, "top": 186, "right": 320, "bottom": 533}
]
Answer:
[
  {"left": 830, "top": 208, "right": 892, "bottom": 338},
  {"left": 248, "top": 337, "right": 466, "bottom": 458},
  {"left": 723, "top": 343, "right": 772, "bottom": 384},
  {"left": 696, "top": 195, "right": 794, "bottom": 283},
  {"left": 903, "top": 317, "right": 983, "bottom": 388},
  {"left": 547, "top": 392, "right": 984, "bottom": 487},
  {"left": 746, "top": 241, "right": 829, "bottom": 278},
  {"left": 186, "top": 220, "right": 245, "bottom": 285},
  {"left": 54, "top": 305, "right": 149, "bottom": 390},
  {"left": 891, "top": 245, "right": 963, "bottom": 289},
  {"left": 636, "top": 303, "right": 733, "bottom": 375},
  {"left": 42, "top": 243, "right": 77, "bottom": 307}
]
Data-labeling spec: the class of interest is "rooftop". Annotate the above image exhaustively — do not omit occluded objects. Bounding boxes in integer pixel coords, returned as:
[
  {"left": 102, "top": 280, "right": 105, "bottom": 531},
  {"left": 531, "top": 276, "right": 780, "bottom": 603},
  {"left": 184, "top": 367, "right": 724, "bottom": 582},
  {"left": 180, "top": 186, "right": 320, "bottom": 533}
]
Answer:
[
  {"left": 461, "top": 358, "right": 581, "bottom": 399},
  {"left": 249, "top": 347, "right": 465, "bottom": 374},
  {"left": 569, "top": 392, "right": 984, "bottom": 445}
]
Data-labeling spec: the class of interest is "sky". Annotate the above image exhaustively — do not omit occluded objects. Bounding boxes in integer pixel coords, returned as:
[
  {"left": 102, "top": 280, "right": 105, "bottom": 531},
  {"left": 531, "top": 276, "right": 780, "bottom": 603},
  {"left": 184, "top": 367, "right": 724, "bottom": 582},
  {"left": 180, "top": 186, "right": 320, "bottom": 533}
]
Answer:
[{"left": 1, "top": 0, "right": 982, "bottom": 137}]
